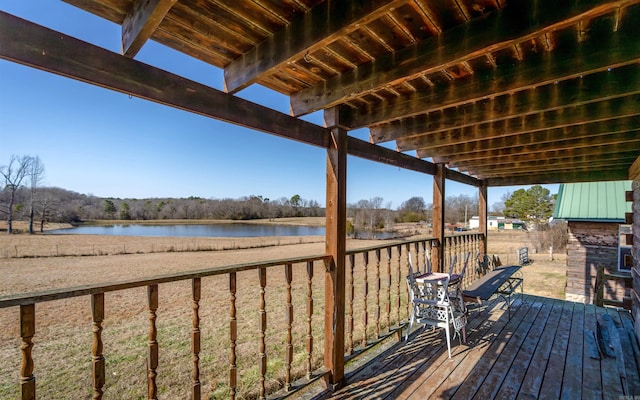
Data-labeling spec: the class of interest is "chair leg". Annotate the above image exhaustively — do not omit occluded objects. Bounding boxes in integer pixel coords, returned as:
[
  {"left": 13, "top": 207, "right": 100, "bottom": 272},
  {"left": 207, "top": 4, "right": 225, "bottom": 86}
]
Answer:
[
  {"left": 405, "top": 312, "right": 415, "bottom": 341},
  {"left": 445, "top": 324, "right": 452, "bottom": 358}
]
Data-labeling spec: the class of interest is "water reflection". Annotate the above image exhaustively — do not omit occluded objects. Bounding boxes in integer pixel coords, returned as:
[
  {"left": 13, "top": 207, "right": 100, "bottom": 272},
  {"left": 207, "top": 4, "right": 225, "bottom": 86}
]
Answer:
[{"left": 47, "top": 223, "right": 325, "bottom": 237}]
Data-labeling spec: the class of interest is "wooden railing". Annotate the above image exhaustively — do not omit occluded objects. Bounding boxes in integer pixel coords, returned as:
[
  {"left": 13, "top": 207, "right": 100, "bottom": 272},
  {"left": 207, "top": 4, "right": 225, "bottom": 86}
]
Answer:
[
  {"left": 595, "top": 264, "right": 633, "bottom": 310},
  {"left": 0, "top": 233, "right": 483, "bottom": 399}
]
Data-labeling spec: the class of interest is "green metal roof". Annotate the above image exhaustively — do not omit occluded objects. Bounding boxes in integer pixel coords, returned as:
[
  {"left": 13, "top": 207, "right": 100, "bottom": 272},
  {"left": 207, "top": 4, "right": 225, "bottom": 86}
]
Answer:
[{"left": 553, "top": 181, "right": 632, "bottom": 222}]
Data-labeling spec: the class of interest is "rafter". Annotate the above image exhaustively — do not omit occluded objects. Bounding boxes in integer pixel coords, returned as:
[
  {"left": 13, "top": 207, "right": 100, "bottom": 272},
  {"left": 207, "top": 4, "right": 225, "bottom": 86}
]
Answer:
[
  {"left": 370, "top": 64, "right": 640, "bottom": 143},
  {"left": 415, "top": 117, "right": 640, "bottom": 158},
  {"left": 122, "top": 0, "right": 176, "bottom": 57},
  {"left": 223, "top": 0, "right": 411, "bottom": 94},
  {"left": 0, "top": 12, "right": 482, "bottom": 189},
  {"left": 460, "top": 152, "right": 640, "bottom": 176},
  {"left": 340, "top": 4, "right": 640, "bottom": 129},
  {"left": 486, "top": 167, "right": 630, "bottom": 186},
  {"left": 290, "top": 0, "right": 640, "bottom": 117},
  {"left": 445, "top": 138, "right": 640, "bottom": 168},
  {"left": 397, "top": 94, "right": 640, "bottom": 152}
]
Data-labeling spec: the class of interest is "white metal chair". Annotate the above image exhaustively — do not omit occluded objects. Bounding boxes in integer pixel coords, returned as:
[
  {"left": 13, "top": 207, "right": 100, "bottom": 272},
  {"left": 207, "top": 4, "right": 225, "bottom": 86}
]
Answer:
[{"left": 405, "top": 253, "right": 467, "bottom": 358}]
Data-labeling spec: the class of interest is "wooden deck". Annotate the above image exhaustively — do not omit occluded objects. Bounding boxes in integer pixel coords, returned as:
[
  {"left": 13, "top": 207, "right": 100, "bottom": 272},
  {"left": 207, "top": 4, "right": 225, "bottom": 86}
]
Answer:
[{"left": 302, "top": 295, "right": 640, "bottom": 400}]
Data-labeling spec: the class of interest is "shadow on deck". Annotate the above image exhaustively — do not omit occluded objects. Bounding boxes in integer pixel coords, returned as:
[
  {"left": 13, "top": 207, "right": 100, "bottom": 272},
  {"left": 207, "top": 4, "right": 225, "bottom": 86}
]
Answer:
[{"left": 300, "top": 294, "right": 640, "bottom": 400}]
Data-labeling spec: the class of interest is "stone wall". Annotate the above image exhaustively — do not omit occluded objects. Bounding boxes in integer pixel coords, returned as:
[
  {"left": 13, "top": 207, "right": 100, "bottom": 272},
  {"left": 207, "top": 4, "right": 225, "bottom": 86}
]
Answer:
[{"left": 566, "top": 221, "right": 622, "bottom": 303}]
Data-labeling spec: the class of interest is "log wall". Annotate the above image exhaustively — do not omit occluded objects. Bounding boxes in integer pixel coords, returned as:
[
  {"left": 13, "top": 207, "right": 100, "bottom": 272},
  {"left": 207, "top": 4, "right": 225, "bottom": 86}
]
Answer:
[
  {"left": 566, "top": 221, "right": 628, "bottom": 304},
  {"left": 633, "top": 179, "right": 640, "bottom": 338}
]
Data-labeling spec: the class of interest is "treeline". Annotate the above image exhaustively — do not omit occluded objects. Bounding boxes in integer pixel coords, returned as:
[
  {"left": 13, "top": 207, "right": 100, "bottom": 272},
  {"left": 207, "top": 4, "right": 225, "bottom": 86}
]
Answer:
[
  {"left": 3, "top": 186, "right": 480, "bottom": 230},
  {"left": 1, "top": 187, "right": 323, "bottom": 224}
]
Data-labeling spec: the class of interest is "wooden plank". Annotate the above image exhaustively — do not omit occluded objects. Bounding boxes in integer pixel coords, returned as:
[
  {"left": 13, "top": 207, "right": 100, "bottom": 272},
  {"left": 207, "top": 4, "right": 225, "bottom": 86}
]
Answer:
[
  {"left": 223, "top": 0, "right": 411, "bottom": 93},
  {"left": 517, "top": 299, "right": 565, "bottom": 399},
  {"left": 462, "top": 153, "right": 640, "bottom": 177},
  {"left": 486, "top": 167, "right": 630, "bottom": 187},
  {"left": 444, "top": 297, "right": 532, "bottom": 400},
  {"left": 630, "top": 156, "right": 640, "bottom": 180},
  {"left": 393, "top": 297, "right": 522, "bottom": 399},
  {"left": 290, "top": 0, "right": 640, "bottom": 116},
  {"left": 339, "top": 4, "right": 640, "bottom": 128},
  {"left": 537, "top": 301, "right": 575, "bottom": 399},
  {"left": 582, "top": 306, "right": 603, "bottom": 400},
  {"left": 607, "top": 308, "right": 640, "bottom": 395},
  {"left": 596, "top": 307, "right": 625, "bottom": 398},
  {"left": 403, "top": 101, "right": 640, "bottom": 153},
  {"left": 561, "top": 302, "right": 585, "bottom": 399},
  {"left": 121, "top": 0, "right": 176, "bottom": 57},
  {"left": 493, "top": 298, "right": 554, "bottom": 398},
  {"left": 369, "top": 64, "right": 640, "bottom": 144},
  {"left": 446, "top": 141, "right": 640, "bottom": 169}
]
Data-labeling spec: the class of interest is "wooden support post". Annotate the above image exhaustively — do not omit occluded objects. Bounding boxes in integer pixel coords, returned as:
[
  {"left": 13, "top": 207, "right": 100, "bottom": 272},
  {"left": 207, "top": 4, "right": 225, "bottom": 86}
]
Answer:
[
  {"left": 479, "top": 181, "right": 488, "bottom": 257},
  {"left": 20, "top": 304, "right": 35, "bottom": 400},
  {"left": 433, "top": 164, "right": 446, "bottom": 273},
  {"left": 323, "top": 106, "right": 347, "bottom": 389}
]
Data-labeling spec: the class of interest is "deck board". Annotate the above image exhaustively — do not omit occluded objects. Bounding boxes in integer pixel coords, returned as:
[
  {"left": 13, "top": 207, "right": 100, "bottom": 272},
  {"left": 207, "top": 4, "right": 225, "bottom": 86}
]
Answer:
[{"left": 303, "top": 295, "right": 640, "bottom": 400}]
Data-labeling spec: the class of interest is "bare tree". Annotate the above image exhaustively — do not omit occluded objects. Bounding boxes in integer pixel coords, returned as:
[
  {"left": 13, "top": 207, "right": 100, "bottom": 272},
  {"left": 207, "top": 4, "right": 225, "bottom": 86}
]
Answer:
[
  {"left": 0, "top": 155, "right": 32, "bottom": 234},
  {"left": 28, "top": 156, "right": 45, "bottom": 234}
]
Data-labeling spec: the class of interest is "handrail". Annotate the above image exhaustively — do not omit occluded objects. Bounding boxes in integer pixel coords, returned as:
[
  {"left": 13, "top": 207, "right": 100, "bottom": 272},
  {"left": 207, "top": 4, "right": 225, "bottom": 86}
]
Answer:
[
  {"left": 1, "top": 233, "right": 483, "bottom": 399},
  {"left": 0, "top": 254, "right": 331, "bottom": 308}
]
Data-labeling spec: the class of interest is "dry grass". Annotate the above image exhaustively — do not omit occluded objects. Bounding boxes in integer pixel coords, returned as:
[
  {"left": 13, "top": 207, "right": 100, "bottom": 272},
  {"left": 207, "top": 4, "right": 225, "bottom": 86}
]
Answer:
[{"left": 0, "top": 229, "right": 566, "bottom": 399}]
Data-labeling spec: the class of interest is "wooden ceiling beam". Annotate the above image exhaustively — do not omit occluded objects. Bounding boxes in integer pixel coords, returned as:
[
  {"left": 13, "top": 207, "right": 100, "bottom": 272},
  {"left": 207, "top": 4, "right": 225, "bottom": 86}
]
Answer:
[
  {"left": 370, "top": 64, "right": 640, "bottom": 143},
  {"left": 446, "top": 140, "right": 640, "bottom": 167},
  {"left": 398, "top": 94, "right": 640, "bottom": 151},
  {"left": 0, "top": 12, "right": 330, "bottom": 149},
  {"left": 291, "top": 0, "right": 639, "bottom": 117},
  {"left": 416, "top": 118, "right": 640, "bottom": 158},
  {"left": 122, "top": 0, "right": 176, "bottom": 57},
  {"left": 461, "top": 153, "right": 639, "bottom": 176},
  {"left": 223, "top": 0, "right": 411, "bottom": 94},
  {"left": 477, "top": 161, "right": 634, "bottom": 178},
  {"left": 0, "top": 12, "right": 474, "bottom": 187},
  {"left": 342, "top": 4, "right": 640, "bottom": 129},
  {"left": 486, "top": 167, "right": 631, "bottom": 186}
]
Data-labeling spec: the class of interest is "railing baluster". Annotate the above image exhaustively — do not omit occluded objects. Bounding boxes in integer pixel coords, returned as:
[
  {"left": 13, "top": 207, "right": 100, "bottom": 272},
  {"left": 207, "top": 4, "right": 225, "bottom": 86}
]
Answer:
[
  {"left": 258, "top": 267, "right": 267, "bottom": 400},
  {"left": 192, "top": 278, "right": 201, "bottom": 400},
  {"left": 375, "top": 249, "right": 381, "bottom": 338},
  {"left": 362, "top": 251, "right": 369, "bottom": 348},
  {"left": 229, "top": 272, "right": 237, "bottom": 400},
  {"left": 284, "top": 263, "right": 293, "bottom": 391},
  {"left": 347, "top": 253, "right": 355, "bottom": 355},
  {"left": 20, "top": 303, "right": 35, "bottom": 400},
  {"left": 92, "top": 293, "right": 105, "bottom": 400},
  {"left": 147, "top": 284, "right": 159, "bottom": 400},
  {"left": 385, "top": 247, "right": 392, "bottom": 332},
  {"left": 306, "top": 261, "right": 314, "bottom": 379},
  {"left": 396, "top": 245, "right": 402, "bottom": 323},
  {"left": 404, "top": 243, "right": 410, "bottom": 319}
]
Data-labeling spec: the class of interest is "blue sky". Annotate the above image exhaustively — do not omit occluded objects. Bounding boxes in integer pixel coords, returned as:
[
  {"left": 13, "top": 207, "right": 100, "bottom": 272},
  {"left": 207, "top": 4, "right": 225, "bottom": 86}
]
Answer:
[{"left": 0, "top": 1, "right": 557, "bottom": 210}]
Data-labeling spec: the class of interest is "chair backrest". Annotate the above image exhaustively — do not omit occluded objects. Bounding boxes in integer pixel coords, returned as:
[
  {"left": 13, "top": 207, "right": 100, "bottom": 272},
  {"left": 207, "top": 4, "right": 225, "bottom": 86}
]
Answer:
[
  {"left": 459, "top": 252, "right": 471, "bottom": 279},
  {"left": 448, "top": 255, "right": 458, "bottom": 276},
  {"left": 425, "top": 247, "right": 432, "bottom": 274}
]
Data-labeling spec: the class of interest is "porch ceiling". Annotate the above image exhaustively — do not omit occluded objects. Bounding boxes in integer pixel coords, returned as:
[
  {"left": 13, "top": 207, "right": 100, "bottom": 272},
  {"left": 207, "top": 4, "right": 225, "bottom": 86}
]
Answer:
[{"left": 15, "top": 0, "right": 640, "bottom": 186}]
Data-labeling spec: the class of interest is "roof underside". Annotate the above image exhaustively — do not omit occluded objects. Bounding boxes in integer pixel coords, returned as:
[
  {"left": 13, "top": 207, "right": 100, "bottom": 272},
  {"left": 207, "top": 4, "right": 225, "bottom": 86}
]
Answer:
[
  {"left": 3, "top": 0, "right": 640, "bottom": 186},
  {"left": 553, "top": 180, "right": 632, "bottom": 221}
]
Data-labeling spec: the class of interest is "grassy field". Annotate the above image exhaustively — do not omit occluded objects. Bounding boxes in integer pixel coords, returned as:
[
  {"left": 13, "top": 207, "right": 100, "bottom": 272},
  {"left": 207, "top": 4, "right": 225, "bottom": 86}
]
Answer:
[{"left": 0, "top": 228, "right": 566, "bottom": 399}]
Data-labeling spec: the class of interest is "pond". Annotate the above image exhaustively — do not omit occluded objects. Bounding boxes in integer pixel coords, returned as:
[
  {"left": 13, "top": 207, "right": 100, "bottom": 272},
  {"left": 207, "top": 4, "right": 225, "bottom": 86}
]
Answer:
[{"left": 46, "top": 223, "right": 326, "bottom": 237}]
